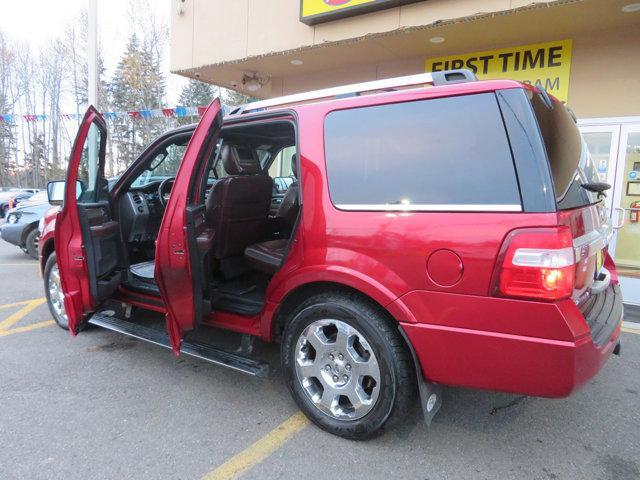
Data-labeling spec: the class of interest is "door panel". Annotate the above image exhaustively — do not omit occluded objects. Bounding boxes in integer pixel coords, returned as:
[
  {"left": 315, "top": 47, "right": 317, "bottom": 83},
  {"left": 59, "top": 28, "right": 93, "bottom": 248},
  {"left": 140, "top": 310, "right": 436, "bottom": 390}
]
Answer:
[
  {"left": 579, "top": 125, "right": 620, "bottom": 214},
  {"left": 612, "top": 127, "right": 640, "bottom": 305},
  {"left": 79, "top": 202, "right": 121, "bottom": 300},
  {"left": 55, "top": 106, "right": 121, "bottom": 334},
  {"left": 155, "top": 98, "right": 223, "bottom": 352}
]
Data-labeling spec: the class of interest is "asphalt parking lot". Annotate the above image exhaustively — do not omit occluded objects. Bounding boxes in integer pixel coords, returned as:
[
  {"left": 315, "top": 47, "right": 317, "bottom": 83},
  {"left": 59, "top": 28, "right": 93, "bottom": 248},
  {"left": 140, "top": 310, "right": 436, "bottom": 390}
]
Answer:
[{"left": 0, "top": 238, "right": 639, "bottom": 480}]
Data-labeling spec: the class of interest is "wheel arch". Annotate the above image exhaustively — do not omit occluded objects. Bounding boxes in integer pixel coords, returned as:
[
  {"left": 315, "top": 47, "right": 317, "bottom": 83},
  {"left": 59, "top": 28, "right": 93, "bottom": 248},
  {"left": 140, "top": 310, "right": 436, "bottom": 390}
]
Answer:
[
  {"left": 272, "top": 280, "right": 415, "bottom": 341},
  {"left": 40, "top": 237, "right": 55, "bottom": 274},
  {"left": 20, "top": 221, "right": 39, "bottom": 246}
]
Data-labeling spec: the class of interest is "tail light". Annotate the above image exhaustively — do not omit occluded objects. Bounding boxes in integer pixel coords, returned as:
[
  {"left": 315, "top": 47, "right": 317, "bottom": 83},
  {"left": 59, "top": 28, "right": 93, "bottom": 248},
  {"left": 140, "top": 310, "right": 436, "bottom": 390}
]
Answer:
[{"left": 492, "top": 227, "right": 575, "bottom": 301}]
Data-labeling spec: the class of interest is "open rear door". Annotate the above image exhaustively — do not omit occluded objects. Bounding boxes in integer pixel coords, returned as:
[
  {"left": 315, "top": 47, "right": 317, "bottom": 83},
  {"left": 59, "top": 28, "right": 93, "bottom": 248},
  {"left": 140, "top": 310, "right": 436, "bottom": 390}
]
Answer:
[
  {"left": 155, "top": 99, "right": 223, "bottom": 353},
  {"left": 55, "top": 106, "right": 122, "bottom": 334}
]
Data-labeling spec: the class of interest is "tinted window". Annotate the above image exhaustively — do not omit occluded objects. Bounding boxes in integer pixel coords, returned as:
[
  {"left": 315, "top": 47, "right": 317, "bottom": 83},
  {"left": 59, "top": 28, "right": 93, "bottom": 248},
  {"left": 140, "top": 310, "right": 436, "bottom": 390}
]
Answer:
[
  {"left": 324, "top": 93, "right": 521, "bottom": 209},
  {"left": 531, "top": 93, "right": 598, "bottom": 210}
]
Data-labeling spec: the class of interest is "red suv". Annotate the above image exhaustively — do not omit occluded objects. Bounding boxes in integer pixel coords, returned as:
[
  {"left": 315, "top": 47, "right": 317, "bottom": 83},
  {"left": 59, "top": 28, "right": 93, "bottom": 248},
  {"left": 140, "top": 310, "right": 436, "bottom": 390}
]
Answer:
[{"left": 40, "top": 70, "right": 622, "bottom": 439}]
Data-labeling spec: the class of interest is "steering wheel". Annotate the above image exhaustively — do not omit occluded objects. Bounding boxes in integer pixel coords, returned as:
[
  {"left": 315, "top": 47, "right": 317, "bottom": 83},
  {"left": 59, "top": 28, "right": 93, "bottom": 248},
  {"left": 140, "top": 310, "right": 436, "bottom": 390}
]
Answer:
[{"left": 158, "top": 177, "right": 175, "bottom": 208}]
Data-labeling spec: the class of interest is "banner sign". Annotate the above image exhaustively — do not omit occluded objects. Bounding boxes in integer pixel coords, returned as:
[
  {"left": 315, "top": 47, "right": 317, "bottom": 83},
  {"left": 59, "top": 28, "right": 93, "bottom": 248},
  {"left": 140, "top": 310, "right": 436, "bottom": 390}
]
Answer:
[
  {"left": 300, "top": 0, "right": 422, "bottom": 25},
  {"left": 425, "top": 40, "right": 573, "bottom": 102}
]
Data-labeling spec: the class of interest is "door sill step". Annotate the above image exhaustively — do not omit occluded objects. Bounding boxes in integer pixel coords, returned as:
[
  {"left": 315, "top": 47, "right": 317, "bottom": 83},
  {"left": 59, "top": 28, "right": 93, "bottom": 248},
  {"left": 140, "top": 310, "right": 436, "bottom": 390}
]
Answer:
[{"left": 88, "top": 313, "right": 269, "bottom": 378}]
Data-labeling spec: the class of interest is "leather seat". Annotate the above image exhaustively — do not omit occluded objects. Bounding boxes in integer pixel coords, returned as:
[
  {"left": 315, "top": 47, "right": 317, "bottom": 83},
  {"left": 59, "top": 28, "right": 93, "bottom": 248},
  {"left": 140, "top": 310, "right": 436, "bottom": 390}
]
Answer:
[
  {"left": 244, "top": 154, "right": 300, "bottom": 274},
  {"left": 244, "top": 239, "right": 289, "bottom": 274},
  {"left": 205, "top": 144, "right": 273, "bottom": 260},
  {"left": 276, "top": 154, "right": 300, "bottom": 236}
]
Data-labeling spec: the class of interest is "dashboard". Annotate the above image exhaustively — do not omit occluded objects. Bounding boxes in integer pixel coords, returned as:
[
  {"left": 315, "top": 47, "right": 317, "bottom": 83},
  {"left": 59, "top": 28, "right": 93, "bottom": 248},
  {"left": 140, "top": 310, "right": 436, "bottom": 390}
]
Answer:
[{"left": 119, "top": 182, "right": 165, "bottom": 243}]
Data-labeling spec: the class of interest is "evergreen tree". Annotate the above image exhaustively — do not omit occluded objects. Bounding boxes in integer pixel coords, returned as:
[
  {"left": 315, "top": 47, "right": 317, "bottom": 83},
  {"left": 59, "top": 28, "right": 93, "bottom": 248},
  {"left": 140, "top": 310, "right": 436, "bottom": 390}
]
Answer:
[
  {"left": 177, "top": 79, "right": 217, "bottom": 125},
  {"left": 108, "top": 33, "right": 166, "bottom": 174},
  {"left": 179, "top": 79, "right": 216, "bottom": 107},
  {"left": 222, "top": 89, "right": 254, "bottom": 109},
  {"left": 23, "top": 132, "right": 46, "bottom": 187}
]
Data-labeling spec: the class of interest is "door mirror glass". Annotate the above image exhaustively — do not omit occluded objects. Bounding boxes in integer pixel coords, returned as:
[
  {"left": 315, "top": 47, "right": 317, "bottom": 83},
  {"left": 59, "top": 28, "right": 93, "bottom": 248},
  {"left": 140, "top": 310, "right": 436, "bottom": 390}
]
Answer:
[{"left": 47, "top": 180, "right": 84, "bottom": 205}]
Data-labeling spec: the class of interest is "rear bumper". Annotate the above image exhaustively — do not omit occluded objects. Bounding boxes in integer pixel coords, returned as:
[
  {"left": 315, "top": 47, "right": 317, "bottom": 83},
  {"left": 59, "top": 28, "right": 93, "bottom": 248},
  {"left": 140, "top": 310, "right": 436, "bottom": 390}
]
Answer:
[
  {"left": 398, "top": 286, "right": 623, "bottom": 398},
  {"left": 0, "top": 223, "right": 25, "bottom": 247}
]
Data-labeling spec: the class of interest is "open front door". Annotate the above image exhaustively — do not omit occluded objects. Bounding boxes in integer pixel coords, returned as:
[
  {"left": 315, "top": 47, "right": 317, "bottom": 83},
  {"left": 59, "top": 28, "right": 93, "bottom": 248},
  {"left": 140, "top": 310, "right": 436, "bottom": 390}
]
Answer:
[
  {"left": 155, "top": 99, "right": 223, "bottom": 353},
  {"left": 55, "top": 106, "right": 122, "bottom": 334}
]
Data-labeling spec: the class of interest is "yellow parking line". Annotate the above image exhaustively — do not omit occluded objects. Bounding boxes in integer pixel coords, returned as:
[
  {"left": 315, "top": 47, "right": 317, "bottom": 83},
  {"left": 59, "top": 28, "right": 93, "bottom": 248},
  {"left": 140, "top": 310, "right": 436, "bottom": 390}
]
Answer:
[
  {"left": 0, "top": 263, "right": 39, "bottom": 267},
  {"left": 202, "top": 411, "right": 309, "bottom": 480},
  {"left": 0, "top": 298, "right": 46, "bottom": 330},
  {"left": 0, "top": 320, "right": 55, "bottom": 337},
  {"left": 0, "top": 299, "right": 33, "bottom": 310},
  {"left": 622, "top": 327, "right": 640, "bottom": 335}
]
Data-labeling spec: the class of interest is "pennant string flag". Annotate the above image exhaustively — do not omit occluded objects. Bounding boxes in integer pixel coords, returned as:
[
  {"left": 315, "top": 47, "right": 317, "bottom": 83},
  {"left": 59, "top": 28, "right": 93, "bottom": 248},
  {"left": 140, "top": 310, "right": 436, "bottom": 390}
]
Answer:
[{"left": 0, "top": 105, "right": 215, "bottom": 123}]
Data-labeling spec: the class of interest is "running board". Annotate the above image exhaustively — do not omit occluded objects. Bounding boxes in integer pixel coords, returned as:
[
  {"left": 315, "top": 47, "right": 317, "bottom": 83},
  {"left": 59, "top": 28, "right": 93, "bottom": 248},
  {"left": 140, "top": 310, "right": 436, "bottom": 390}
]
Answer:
[{"left": 88, "top": 313, "right": 269, "bottom": 378}]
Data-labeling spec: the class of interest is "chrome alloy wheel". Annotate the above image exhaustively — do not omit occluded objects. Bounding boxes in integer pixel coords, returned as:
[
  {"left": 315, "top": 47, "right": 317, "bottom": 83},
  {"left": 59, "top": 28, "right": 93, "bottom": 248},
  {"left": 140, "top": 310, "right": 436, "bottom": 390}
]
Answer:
[
  {"left": 295, "top": 319, "right": 381, "bottom": 420},
  {"left": 48, "top": 263, "right": 67, "bottom": 322}
]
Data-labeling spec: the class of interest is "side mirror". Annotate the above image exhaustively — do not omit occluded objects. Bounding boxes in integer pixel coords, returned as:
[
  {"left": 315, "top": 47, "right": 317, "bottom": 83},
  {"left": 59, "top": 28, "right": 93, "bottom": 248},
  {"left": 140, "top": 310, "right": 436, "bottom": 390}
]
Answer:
[{"left": 47, "top": 180, "right": 83, "bottom": 205}]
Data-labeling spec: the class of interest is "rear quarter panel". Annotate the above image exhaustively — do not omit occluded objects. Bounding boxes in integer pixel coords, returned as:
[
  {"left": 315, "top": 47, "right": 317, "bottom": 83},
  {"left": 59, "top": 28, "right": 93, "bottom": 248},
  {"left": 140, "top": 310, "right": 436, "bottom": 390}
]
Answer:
[{"left": 266, "top": 86, "right": 559, "bottom": 327}]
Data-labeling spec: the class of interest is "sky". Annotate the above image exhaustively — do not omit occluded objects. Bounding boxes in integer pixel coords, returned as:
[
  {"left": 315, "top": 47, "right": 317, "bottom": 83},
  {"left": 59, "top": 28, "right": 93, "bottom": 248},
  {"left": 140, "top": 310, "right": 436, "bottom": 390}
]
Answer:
[{"left": 0, "top": 0, "right": 188, "bottom": 106}]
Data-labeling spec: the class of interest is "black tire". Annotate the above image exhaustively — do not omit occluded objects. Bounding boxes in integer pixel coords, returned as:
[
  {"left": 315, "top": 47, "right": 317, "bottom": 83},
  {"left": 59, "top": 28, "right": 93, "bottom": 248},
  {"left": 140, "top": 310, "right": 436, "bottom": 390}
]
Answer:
[
  {"left": 281, "top": 291, "right": 416, "bottom": 440},
  {"left": 44, "top": 253, "right": 69, "bottom": 330},
  {"left": 24, "top": 228, "right": 39, "bottom": 259},
  {"left": 1, "top": 205, "right": 8, "bottom": 218}
]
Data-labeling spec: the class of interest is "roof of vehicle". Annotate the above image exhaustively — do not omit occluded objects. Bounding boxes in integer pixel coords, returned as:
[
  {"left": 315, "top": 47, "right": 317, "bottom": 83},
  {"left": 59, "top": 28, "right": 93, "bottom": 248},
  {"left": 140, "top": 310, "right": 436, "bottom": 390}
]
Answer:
[{"left": 224, "top": 70, "right": 529, "bottom": 121}]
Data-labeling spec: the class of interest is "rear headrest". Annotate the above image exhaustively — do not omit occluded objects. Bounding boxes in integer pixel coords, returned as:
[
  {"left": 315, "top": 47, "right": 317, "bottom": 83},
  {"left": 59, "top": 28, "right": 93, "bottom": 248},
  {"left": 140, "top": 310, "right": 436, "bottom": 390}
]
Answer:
[
  {"left": 221, "top": 144, "right": 261, "bottom": 175},
  {"left": 290, "top": 153, "right": 298, "bottom": 178}
]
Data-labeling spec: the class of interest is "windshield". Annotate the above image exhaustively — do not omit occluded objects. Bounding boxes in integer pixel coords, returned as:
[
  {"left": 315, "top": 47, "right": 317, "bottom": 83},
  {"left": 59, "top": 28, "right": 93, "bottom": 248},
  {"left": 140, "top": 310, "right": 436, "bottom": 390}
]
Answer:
[{"left": 131, "top": 139, "right": 189, "bottom": 188}]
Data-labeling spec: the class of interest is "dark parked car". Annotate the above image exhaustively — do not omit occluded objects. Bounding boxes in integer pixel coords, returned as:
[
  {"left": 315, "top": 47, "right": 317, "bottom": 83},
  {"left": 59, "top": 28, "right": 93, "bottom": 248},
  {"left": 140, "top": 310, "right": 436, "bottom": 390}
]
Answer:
[
  {"left": 1, "top": 191, "right": 51, "bottom": 258},
  {"left": 0, "top": 188, "right": 39, "bottom": 217}
]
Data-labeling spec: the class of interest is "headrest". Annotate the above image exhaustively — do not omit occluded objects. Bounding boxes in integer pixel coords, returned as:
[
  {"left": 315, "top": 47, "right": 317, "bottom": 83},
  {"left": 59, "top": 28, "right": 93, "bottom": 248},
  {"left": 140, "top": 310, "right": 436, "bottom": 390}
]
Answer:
[
  {"left": 290, "top": 153, "right": 298, "bottom": 178},
  {"left": 221, "top": 144, "right": 261, "bottom": 175}
]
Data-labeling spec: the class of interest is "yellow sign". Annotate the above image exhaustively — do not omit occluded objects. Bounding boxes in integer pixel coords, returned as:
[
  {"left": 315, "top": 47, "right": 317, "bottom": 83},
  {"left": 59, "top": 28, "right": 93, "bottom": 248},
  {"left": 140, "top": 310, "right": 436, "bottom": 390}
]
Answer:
[
  {"left": 302, "top": 0, "right": 377, "bottom": 17},
  {"left": 425, "top": 40, "right": 573, "bottom": 102},
  {"left": 300, "top": 0, "right": 422, "bottom": 25}
]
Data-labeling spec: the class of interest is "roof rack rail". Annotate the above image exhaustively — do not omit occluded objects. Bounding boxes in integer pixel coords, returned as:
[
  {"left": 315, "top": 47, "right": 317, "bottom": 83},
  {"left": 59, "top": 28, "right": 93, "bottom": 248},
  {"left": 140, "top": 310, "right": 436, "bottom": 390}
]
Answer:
[{"left": 229, "top": 69, "right": 477, "bottom": 115}]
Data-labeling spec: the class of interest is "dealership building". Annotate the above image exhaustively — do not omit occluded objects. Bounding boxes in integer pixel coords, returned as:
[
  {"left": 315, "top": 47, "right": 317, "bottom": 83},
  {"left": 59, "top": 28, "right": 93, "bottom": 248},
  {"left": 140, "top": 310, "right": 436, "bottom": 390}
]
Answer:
[{"left": 171, "top": 0, "right": 640, "bottom": 305}]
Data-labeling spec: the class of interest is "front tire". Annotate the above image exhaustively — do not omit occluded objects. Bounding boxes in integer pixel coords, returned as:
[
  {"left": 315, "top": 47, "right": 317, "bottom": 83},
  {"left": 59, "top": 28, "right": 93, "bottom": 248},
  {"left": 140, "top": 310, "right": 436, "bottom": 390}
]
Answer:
[
  {"left": 44, "top": 253, "right": 69, "bottom": 330},
  {"left": 281, "top": 291, "right": 415, "bottom": 439},
  {"left": 24, "top": 228, "right": 39, "bottom": 259}
]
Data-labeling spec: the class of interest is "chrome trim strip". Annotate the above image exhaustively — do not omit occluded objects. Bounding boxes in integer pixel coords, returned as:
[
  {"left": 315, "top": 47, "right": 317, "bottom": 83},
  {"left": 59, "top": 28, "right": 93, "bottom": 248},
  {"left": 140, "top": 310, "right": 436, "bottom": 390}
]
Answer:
[
  {"left": 573, "top": 223, "right": 613, "bottom": 262},
  {"left": 334, "top": 204, "right": 523, "bottom": 212},
  {"left": 241, "top": 72, "right": 436, "bottom": 113}
]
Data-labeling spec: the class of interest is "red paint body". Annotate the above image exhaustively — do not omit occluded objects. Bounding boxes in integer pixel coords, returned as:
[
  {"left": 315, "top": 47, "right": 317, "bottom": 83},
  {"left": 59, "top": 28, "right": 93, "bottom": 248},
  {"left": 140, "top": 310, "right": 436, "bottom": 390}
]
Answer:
[
  {"left": 52, "top": 107, "right": 106, "bottom": 334},
  {"left": 39, "top": 79, "right": 622, "bottom": 398}
]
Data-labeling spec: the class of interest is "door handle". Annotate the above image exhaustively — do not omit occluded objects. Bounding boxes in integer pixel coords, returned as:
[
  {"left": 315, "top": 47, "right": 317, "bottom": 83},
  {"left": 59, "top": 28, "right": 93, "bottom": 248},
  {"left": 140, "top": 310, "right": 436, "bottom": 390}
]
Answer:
[{"left": 612, "top": 207, "right": 626, "bottom": 230}]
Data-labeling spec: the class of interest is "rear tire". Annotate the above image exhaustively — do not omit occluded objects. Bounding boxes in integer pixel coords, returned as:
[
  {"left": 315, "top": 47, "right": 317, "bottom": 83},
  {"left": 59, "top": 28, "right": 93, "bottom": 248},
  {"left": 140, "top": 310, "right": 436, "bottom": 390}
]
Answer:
[
  {"left": 44, "top": 253, "right": 69, "bottom": 330},
  {"left": 281, "top": 291, "right": 415, "bottom": 439},
  {"left": 24, "top": 228, "right": 39, "bottom": 259}
]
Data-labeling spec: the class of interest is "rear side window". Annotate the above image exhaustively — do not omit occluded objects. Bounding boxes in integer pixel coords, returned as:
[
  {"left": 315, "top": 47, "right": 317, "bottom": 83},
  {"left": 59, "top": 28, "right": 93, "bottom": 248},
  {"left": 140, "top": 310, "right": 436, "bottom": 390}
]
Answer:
[
  {"left": 530, "top": 93, "right": 598, "bottom": 210},
  {"left": 323, "top": 93, "right": 521, "bottom": 211}
]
